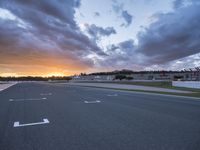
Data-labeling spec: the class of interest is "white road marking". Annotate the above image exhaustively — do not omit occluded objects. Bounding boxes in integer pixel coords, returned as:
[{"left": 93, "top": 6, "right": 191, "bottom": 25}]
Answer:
[
  {"left": 84, "top": 100, "right": 101, "bottom": 104},
  {"left": 13, "top": 118, "right": 50, "bottom": 128},
  {"left": 107, "top": 94, "right": 118, "bottom": 97},
  {"left": 40, "top": 93, "right": 52, "bottom": 96},
  {"left": 9, "top": 97, "right": 47, "bottom": 102},
  {"left": 0, "top": 82, "right": 18, "bottom": 92}
]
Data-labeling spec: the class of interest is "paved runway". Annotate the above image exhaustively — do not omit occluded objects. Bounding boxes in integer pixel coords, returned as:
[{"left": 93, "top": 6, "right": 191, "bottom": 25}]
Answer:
[{"left": 0, "top": 82, "right": 200, "bottom": 150}]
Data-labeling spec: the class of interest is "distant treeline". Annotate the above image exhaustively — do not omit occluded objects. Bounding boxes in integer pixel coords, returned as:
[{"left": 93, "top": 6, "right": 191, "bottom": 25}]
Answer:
[
  {"left": 0, "top": 76, "right": 72, "bottom": 81},
  {"left": 87, "top": 69, "right": 194, "bottom": 76}
]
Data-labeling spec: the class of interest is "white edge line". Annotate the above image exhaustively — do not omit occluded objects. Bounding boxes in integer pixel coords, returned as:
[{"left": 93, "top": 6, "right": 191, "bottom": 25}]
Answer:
[{"left": 13, "top": 118, "right": 50, "bottom": 128}]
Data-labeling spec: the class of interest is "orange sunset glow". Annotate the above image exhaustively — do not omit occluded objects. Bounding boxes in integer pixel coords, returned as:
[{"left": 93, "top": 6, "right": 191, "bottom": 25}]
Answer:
[{"left": 0, "top": 48, "right": 92, "bottom": 77}]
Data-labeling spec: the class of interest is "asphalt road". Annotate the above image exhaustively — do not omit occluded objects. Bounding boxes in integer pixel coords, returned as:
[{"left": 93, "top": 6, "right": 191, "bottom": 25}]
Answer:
[{"left": 0, "top": 82, "right": 200, "bottom": 150}]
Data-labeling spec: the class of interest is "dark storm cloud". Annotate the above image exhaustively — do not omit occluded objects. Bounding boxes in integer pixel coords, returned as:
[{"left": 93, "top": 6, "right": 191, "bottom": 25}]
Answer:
[
  {"left": 94, "top": 12, "right": 100, "bottom": 17},
  {"left": 112, "top": 0, "right": 133, "bottom": 27},
  {"left": 108, "top": 39, "right": 134, "bottom": 52},
  {"left": 85, "top": 24, "right": 116, "bottom": 41},
  {"left": 173, "top": 0, "right": 200, "bottom": 9},
  {"left": 0, "top": 20, "right": 22, "bottom": 47},
  {"left": 173, "top": 0, "right": 184, "bottom": 9},
  {"left": 136, "top": 3, "right": 200, "bottom": 65},
  {"left": 121, "top": 10, "right": 133, "bottom": 27},
  {"left": 103, "top": 39, "right": 138, "bottom": 69},
  {"left": 0, "top": 0, "right": 105, "bottom": 71},
  {"left": 119, "top": 40, "right": 134, "bottom": 51},
  {"left": 0, "top": 0, "right": 80, "bottom": 28},
  {"left": 112, "top": 0, "right": 124, "bottom": 13},
  {"left": 190, "top": 0, "right": 200, "bottom": 4}
]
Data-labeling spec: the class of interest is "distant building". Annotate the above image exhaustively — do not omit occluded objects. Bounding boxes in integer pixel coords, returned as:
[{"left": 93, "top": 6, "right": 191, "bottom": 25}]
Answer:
[
  {"left": 72, "top": 67, "right": 200, "bottom": 81},
  {"left": 72, "top": 75, "right": 115, "bottom": 81}
]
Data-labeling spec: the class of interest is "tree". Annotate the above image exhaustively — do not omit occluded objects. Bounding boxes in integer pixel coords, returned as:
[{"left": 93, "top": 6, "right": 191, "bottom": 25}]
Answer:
[
  {"left": 115, "top": 74, "right": 127, "bottom": 80},
  {"left": 64, "top": 77, "right": 72, "bottom": 82}
]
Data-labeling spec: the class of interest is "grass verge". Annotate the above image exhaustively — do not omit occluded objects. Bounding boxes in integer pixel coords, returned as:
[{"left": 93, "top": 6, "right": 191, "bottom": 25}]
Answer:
[
  {"left": 115, "top": 81, "right": 200, "bottom": 92},
  {"left": 83, "top": 81, "right": 200, "bottom": 92},
  {"left": 76, "top": 85, "right": 200, "bottom": 98}
]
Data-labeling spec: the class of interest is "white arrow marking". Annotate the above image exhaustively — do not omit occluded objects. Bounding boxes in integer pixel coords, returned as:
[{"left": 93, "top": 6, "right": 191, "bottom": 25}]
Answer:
[{"left": 13, "top": 118, "right": 50, "bottom": 128}]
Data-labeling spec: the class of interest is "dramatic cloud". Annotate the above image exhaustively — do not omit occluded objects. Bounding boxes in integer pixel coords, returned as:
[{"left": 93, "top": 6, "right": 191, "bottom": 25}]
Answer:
[
  {"left": 190, "top": 0, "right": 200, "bottom": 4},
  {"left": 85, "top": 24, "right": 116, "bottom": 41},
  {"left": 112, "top": 0, "right": 124, "bottom": 13},
  {"left": 136, "top": 3, "right": 200, "bottom": 65},
  {"left": 112, "top": 0, "right": 133, "bottom": 27},
  {"left": 144, "top": 53, "right": 200, "bottom": 71},
  {"left": 121, "top": 10, "right": 133, "bottom": 27},
  {"left": 102, "top": 1, "right": 200, "bottom": 70},
  {"left": 173, "top": 0, "right": 184, "bottom": 9},
  {"left": 0, "top": 0, "right": 199, "bottom": 75},
  {"left": 108, "top": 39, "right": 134, "bottom": 52},
  {"left": 0, "top": 0, "right": 105, "bottom": 76},
  {"left": 101, "top": 39, "right": 141, "bottom": 69},
  {"left": 94, "top": 12, "right": 100, "bottom": 17}
]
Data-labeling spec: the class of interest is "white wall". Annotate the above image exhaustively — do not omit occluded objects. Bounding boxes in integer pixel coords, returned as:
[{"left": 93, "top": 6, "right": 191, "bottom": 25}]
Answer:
[{"left": 172, "top": 81, "right": 200, "bottom": 89}]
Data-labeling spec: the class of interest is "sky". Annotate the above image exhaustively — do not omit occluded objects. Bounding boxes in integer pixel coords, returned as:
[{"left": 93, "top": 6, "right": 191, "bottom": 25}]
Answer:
[{"left": 0, "top": 0, "right": 200, "bottom": 76}]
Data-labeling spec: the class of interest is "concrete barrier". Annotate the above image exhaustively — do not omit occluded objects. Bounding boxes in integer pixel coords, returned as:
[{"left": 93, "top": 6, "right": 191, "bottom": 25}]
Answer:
[{"left": 172, "top": 81, "right": 200, "bottom": 89}]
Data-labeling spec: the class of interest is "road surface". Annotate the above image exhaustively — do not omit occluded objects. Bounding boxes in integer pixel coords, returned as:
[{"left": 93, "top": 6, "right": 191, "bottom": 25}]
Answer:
[{"left": 0, "top": 82, "right": 200, "bottom": 150}]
